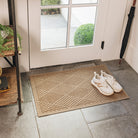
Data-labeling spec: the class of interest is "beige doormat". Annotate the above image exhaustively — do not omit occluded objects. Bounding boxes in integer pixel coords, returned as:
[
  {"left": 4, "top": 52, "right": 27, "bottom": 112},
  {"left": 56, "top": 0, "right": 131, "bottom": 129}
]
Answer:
[{"left": 30, "top": 65, "right": 129, "bottom": 117}]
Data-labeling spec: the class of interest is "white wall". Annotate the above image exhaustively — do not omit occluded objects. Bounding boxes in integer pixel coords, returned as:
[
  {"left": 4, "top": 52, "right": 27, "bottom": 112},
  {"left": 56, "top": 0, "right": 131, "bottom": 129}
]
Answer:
[
  {"left": 124, "top": 0, "right": 138, "bottom": 73},
  {"left": 0, "top": 0, "right": 29, "bottom": 72}
]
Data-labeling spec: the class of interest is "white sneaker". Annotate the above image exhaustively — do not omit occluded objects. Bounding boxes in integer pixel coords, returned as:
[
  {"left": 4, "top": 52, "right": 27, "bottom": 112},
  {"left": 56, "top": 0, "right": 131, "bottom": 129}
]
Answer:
[
  {"left": 101, "top": 70, "right": 123, "bottom": 93},
  {"left": 91, "top": 72, "right": 114, "bottom": 96}
]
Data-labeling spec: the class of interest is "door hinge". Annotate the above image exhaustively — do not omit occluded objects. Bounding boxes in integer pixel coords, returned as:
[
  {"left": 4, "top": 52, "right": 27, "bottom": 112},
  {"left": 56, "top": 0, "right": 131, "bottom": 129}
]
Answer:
[{"left": 101, "top": 41, "right": 105, "bottom": 50}]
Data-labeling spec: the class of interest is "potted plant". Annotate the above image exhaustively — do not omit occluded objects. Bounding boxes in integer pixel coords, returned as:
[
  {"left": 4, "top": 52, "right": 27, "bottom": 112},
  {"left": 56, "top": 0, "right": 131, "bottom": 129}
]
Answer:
[{"left": 0, "top": 24, "right": 21, "bottom": 55}]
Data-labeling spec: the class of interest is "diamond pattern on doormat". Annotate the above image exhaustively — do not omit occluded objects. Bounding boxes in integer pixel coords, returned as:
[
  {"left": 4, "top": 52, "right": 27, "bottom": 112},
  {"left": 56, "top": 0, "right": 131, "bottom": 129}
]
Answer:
[{"left": 30, "top": 65, "right": 129, "bottom": 117}]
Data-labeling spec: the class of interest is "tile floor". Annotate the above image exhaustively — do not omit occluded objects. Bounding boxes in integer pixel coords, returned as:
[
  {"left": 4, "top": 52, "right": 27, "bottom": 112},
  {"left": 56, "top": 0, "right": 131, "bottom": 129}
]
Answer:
[{"left": 0, "top": 59, "right": 138, "bottom": 138}]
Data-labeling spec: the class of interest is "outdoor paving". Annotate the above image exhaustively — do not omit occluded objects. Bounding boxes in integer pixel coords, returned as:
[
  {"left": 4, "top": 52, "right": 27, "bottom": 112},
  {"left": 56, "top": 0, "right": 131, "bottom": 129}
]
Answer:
[
  {"left": 41, "top": 14, "right": 77, "bottom": 50},
  {"left": 0, "top": 59, "right": 138, "bottom": 138}
]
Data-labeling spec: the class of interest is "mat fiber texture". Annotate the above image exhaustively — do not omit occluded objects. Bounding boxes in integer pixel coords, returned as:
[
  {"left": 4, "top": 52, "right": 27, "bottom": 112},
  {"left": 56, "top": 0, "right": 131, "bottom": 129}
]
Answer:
[{"left": 30, "top": 65, "right": 129, "bottom": 117}]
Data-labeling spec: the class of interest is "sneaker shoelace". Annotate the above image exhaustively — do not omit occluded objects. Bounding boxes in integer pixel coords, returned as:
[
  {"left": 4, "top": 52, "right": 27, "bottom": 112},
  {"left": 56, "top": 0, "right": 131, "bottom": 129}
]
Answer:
[
  {"left": 106, "top": 76, "right": 116, "bottom": 86},
  {"left": 95, "top": 78, "right": 108, "bottom": 88}
]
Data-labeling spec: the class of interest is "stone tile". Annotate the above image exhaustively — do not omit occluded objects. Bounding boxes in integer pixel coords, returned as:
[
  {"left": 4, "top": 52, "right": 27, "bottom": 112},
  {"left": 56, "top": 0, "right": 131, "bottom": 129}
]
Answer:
[
  {"left": 37, "top": 110, "right": 92, "bottom": 138},
  {"left": 62, "top": 63, "right": 77, "bottom": 70},
  {"left": 73, "top": 62, "right": 95, "bottom": 68},
  {"left": 30, "top": 65, "right": 63, "bottom": 75},
  {"left": 29, "top": 61, "right": 95, "bottom": 77},
  {"left": 21, "top": 73, "right": 33, "bottom": 103},
  {"left": 89, "top": 115, "right": 138, "bottom": 138},
  {"left": 121, "top": 97, "right": 138, "bottom": 125},
  {"left": 112, "top": 69, "right": 138, "bottom": 98},
  {"left": 0, "top": 103, "right": 39, "bottom": 138},
  {"left": 63, "top": 61, "right": 95, "bottom": 70},
  {"left": 103, "top": 59, "right": 131, "bottom": 72},
  {"left": 93, "top": 59, "right": 102, "bottom": 65},
  {"left": 82, "top": 102, "right": 128, "bottom": 123}
]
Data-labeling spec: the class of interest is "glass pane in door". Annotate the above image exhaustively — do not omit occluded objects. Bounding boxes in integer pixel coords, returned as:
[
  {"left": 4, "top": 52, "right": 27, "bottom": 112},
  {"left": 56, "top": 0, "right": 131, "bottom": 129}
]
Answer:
[
  {"left": 41, "top": 0, "right": 69, "bottom": 6},
  {"left": 41, "top": 8, "right": 68, "bottom": 50},
  {"left": 72, "top": 0, "right": 98, "bottom": 4},
  {"left": 69, "top": 7, "right": 97, "bottom": 47}
]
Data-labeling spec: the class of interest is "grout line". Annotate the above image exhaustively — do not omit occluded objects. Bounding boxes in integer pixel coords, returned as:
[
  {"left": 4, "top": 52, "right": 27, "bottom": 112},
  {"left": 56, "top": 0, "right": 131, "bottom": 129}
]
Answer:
[
  {"left": 80, "top": 110, "right": 94, "bottom": 138},
  {"left": 22, "top": 73, "right": 41, "bottom": 137},
  {"left": 31, "top": 101, "right": 41, "bottom": 138},
  {"left": 87, "top": 113, "right": 130, "bottom": 125},
  {"left": 25, "top": 74, "right": 41, "bottom": 138},
  {"left": 87, "top": 113, "right": 138, "bottom": 129},
  {"left": 28, "top": 77, "right": 38, "bottom": 115}
]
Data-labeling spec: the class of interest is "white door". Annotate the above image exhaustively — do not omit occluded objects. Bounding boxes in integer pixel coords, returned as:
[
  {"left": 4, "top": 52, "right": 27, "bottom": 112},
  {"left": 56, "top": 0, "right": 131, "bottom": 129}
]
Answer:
[{"left": 28, "top": 0, "right": 127, "bottom": 68}]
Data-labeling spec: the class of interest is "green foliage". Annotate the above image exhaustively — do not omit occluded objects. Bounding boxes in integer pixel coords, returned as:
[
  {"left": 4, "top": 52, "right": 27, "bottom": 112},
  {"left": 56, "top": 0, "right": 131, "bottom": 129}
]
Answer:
[
  {"left": 41, "top": 9, "right": 60, "bottom": 15},
  {"left": 0, "top": 24, "right": 22, "bottom": 54},
  {"left": 74, "top": 24, "right": 95, "bottom": 46},
  {"left": 41, "top": 0, "right": 60, "bottom": 15},
  {"left": 41, "top": 0, "right": 60, "bottom": 5}
]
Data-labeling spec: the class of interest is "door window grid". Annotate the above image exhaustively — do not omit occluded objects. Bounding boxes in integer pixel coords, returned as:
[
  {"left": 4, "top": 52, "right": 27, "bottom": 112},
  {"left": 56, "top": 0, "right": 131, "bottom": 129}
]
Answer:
[{"left": 40, "top": 0, "right": 98, "bottom": 49}]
